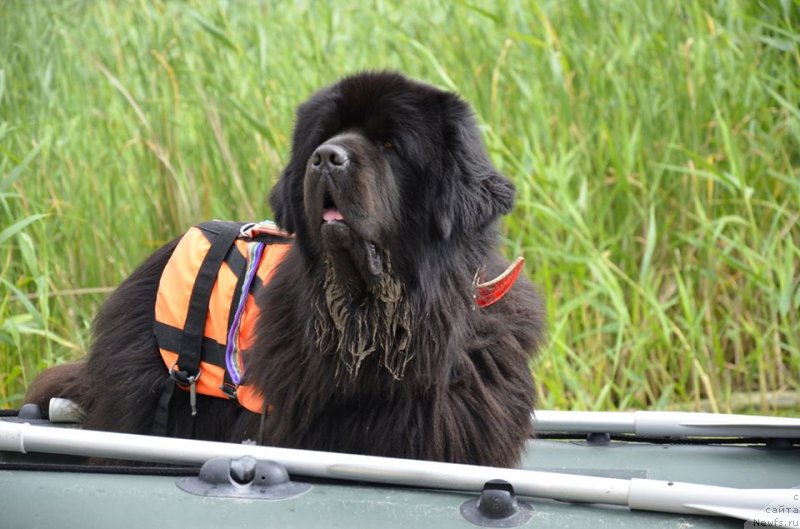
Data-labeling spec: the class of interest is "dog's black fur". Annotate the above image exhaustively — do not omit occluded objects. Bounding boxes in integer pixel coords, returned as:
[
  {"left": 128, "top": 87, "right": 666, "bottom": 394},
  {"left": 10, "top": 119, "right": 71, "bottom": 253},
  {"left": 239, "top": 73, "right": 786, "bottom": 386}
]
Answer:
[{"left": 26, "top": 72, "right": 545, "bottom": 467}]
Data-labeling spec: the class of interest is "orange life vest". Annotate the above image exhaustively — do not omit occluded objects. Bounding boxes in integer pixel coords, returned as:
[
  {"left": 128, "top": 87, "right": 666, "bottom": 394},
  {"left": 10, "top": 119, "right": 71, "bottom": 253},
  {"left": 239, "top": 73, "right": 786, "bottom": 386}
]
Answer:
[{"left": 154, "top": 221, "right": 291, "bottom": 414}]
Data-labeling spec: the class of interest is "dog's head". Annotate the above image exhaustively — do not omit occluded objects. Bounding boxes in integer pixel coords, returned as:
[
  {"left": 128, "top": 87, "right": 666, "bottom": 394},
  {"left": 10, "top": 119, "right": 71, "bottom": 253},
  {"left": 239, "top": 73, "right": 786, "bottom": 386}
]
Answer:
[{"left": 269, "top": 71, "right": 515, "bottom": 287}]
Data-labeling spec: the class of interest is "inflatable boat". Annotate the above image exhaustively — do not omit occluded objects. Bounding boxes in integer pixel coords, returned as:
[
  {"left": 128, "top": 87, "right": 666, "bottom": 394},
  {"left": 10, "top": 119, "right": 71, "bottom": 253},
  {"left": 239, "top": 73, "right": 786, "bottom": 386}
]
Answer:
[{"left": 1, "top": 403, "right": 798, "bottom": 528}]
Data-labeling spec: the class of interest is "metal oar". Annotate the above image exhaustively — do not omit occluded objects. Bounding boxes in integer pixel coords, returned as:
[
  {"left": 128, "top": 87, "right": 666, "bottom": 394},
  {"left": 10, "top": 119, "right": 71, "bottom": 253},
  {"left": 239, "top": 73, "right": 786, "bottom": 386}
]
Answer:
[
  {"left": 0, "top": 421, "right": 796, "bottom": 523},
  {"left": 532, "top": 410, "right": 800, "bottom": 438}
]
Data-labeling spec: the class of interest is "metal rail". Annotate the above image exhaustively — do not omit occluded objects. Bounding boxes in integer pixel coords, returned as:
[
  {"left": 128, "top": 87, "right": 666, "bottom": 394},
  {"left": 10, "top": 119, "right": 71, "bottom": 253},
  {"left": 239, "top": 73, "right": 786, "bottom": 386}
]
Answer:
[
  {"left": 532, "top": 410, "right": 800, "bottom": 438},
  {"left": 1, "top": 420, "right": 797, "bottom": 523}
]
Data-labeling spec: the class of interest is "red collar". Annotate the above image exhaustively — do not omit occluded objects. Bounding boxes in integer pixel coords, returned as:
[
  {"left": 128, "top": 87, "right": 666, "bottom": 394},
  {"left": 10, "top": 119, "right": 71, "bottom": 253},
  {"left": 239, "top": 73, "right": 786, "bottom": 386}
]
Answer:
[{"left": 474, "top": 257, "right": 525, "bottom": 308}]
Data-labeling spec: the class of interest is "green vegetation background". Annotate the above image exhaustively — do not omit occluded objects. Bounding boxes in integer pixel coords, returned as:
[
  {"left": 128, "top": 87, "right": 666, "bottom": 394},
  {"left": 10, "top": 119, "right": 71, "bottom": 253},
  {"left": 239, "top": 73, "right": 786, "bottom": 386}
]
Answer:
[{"left": 1, "top": 1, "right": 798, "bottom": 413}]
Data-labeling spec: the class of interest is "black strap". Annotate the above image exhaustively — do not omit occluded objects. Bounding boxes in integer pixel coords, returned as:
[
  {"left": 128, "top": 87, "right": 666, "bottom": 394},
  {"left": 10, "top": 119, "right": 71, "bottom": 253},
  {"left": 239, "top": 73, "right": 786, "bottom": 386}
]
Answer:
[
  {"left": 249, "top": 276, "right": 265, "bottom": 299},
  {"left": 152, "top": 380, "right": 176, "bottom": 436},
  {"left": 196, "top": 221, "right": 242, "bottom": 238},
  {"left": 251, "top": 233, "right": 293, "bottom": 245},
  {"left": 152, "top": 221, "right": 241, "bottom": 435},
  {"left": 153, "top": 321, "right": 227, "bottom": 367},
  {"left": 175, "top": 221, "right": 241, "bottom": 378},
  {"left": 224, "top": 242, "right": 247, "bottom": 276}
]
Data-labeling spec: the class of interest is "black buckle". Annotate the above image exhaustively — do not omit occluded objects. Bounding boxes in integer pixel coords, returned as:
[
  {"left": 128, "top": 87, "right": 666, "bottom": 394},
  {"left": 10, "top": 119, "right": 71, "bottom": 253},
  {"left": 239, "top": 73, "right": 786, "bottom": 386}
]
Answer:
[
  {"left": 169, "top": 363, "right": 201, "bottom": 416},
  {"left": 220, "top": 382, "right": 238, "bottom": 400}
]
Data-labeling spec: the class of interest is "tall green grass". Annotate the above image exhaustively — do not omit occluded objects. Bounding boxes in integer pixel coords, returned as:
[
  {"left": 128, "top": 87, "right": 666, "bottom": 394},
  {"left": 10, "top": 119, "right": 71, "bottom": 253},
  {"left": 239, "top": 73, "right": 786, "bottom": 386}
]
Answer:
[{"left": 1, "top": 0, "right": 798, "bottom": 412}]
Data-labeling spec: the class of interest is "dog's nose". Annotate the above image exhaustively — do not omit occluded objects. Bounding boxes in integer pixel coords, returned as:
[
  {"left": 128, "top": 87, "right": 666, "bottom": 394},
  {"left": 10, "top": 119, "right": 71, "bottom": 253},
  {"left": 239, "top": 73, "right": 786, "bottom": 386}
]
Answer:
[{"left": 311, "top": 144, "right": 349, "bottom": 170}]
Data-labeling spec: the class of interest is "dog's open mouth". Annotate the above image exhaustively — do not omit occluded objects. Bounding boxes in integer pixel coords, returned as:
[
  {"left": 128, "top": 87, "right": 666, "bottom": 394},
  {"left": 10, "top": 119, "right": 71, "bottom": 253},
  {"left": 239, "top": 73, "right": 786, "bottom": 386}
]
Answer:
[
  {"left": 318, "top": 191, "right": 383, "bottom": 282},
  {"left": 322, "top": 191, "right": 345, "bottom": 223}
]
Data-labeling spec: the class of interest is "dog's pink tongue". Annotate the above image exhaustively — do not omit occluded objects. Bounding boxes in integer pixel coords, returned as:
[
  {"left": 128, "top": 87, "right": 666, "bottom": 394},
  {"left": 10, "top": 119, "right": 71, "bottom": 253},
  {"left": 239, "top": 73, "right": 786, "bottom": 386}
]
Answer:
[{"left": 323, "top": 208, "right": 345, "bottom": 222}]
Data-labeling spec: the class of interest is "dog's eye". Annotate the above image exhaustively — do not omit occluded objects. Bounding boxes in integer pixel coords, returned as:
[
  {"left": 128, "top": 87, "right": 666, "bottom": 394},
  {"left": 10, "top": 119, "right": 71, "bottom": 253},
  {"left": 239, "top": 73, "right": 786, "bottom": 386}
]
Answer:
[{"left": 382, "top": 140, "right": 394, "bottom": 150}]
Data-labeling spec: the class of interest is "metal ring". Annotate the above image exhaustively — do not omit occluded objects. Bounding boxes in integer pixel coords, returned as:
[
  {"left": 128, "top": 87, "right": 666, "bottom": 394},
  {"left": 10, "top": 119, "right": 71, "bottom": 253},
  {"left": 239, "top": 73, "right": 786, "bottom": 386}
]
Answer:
[
  {"left": 168, "top": 362, "right": 201, "bottom": 386},
  {"left": 239, "top": 222, "right": 257, "bottom": 238}
]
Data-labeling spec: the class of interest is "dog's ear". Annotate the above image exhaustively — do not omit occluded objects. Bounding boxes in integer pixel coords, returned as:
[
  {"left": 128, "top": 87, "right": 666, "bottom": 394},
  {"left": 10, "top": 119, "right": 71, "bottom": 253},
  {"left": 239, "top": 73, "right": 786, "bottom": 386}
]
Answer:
[{"left": 433, "top": 101, "right": 515, "bottom": 240}]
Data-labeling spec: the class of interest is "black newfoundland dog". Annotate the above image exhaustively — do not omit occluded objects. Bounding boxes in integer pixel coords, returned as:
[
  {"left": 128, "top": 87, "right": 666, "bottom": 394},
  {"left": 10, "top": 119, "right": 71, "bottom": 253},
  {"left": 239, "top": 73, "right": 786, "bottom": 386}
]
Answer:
[{"left": 26, "top": 71, "right": 545, "bottom": 467}]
